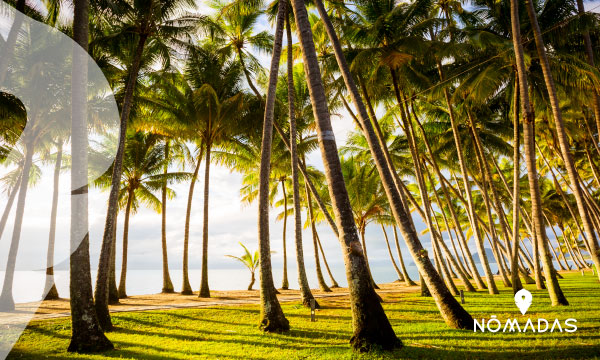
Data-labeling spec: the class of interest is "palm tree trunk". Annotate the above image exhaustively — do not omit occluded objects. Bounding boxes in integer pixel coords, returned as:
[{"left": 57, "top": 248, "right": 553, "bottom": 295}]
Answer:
[
  {"left": 69, "top": 0, "right": 112, "bottom": 349},
  {"left": 0, "top": 0, "right": 25, "bottom": 84},
  {"left": 118, "top": 188, "right": 134, "bottom": 299},
  {"left": 511, "top": 0, "right": 568, "bottom": 305},
  {"left": 525, "top": 0, "right": 599, "bottom": 284},
  {"left": 257, "top": 0, "right": 289, "bottom": 332},
  {"left": 380, "top": 224, "right": 404, "bottom": 281},
  {"left": 199, "top": 144, "right": 211, "bottom": 298},
  {"left": 0, "top": 142, "right": 33, "bottom": 310},
  {"left": 286, "top": 14, "right": 317, "bottom": 307},
  {"left": 161, "top": 140, "right": 174, "bottom": 293},
  {"left": 272, "top": 123, "right": 338, "bottom": 236},
  {"left": 511, "top": 85, "right": 524, "bottom": 293},
  {"left": 280, "top": 179, "right": 289, "bottom": 290},
  {"left": 44, "top": 143, "right": 62, "bottom": 300},
  {"left": 546, "top": 221, "right": 568, "bottom": 271},
  {"left": 95, "top": 32, "right": 148, "bottom": 330},
  {"left": 315, "top": 232, "right": 339, "bottom": 287},
  {"left": 313, "top": 0, "right": 472, "bottom": 339},
  {"left": 440, "top": 80, "right": 497, "bottom": 295},
  {"left": 392, "top": 225, "right": 416, "bottom": 285},
  {"left": 414, "top": 111, "right": 486, "bottom": 290},
  {"left": 182, "top": 147, "right": 203, "bottom": 295},
  {"left": 359, "top": 228, "right": 379, "bottom": 290},
  {"left": 294, "top": 0, "right": 405, "bottom": 349},
  {"left": 109, "top": 223, "right": 119, "bottom": 304},
  {"left": 306, "top": 184, "right": 331, "bottom": 292},
  {"left": 248, "top": 271, "right": 256, "bottom": 291},
  {"left": 0, "top": 174, "right": 20, "bottom": 240},
  {"left": 575, "top": 0, "right": 600, "bottom": 133}
]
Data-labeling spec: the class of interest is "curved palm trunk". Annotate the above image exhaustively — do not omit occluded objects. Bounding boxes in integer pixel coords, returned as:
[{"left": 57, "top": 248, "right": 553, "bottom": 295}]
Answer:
[
  {"left": 380, "top": 224, "right": 403, "bottom": 281},
  {"left": 44, "top": 144, "right": 62, "bottom": 300},
  {"left": 118, "top": 188, "right": 134, "bottom": 299},
  {"left": 315, "top": 232, "right": 340, "bottom": 287},
  {"left": 248, "top": 271, "right": 256, "bottom": 291},
  {"left": 414, "top": 114, "right": 486, "bottom": 289},
  {"left": 0, "top": 143, "right": 33, "bottom": 311},
  {"left": 95, "top": 32, "right": 148, "bottom": 330},
  {"left": 199, "top": 144, "right": 211, "bottom": 298},
  {"left": 512, "top": 0, "right": 568, "bottom": 305},
  {"left": 312, "top": 0, "right": 472, "bottom": 340},
  {"left": 182, "top": 149, "right": 202, "bottom": 295},
  {"left": 257, "top": 0, "right": 289, "bottom": 332},
  {"left": 280, "top": 179, "right": 289, "bottom": 290},
  {"left": 441, "top": 84, "right": 497, "bottom": 295},
  {"left": 575, "top": 0, "right": 600, "bottom": 133},
  {"left": 525, "top": 0, "right": 599, "bottom": 283},
  {"left": 69, "top": 0, "right": 112, "bottom": 349},
  {"left": 392, "top": 225, "right": 416, "bottom": 286},
  {"left": 293, "top": 0, "right": 405, "bottom": 350},
  {"left": 470, "top": 139, "right": 512, "bottom": 287},
  {"left": 306, "top": 184, "right": 331, "bottom": 292},
  {"left": 160, "top": 141, "right": 174, "bottom": 293}
]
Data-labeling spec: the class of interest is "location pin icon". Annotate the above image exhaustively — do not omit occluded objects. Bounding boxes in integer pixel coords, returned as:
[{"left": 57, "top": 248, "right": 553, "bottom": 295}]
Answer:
[{"left": 514, "top": 289, "right": 532, "bottom": 315}]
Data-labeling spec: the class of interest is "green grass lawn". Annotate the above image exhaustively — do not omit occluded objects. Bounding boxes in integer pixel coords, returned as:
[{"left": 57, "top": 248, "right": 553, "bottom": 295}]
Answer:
[{"left": 7, "top": 272, "right": 600, "bottom": 359}]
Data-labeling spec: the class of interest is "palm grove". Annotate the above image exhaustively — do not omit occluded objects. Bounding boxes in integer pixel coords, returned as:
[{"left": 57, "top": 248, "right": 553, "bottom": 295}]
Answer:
[{"left": 0, "top": 0, "right": 599, "bottom": 353}]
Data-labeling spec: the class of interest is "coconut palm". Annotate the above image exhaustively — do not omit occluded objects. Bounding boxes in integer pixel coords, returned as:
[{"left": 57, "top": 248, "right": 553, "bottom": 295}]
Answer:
[{"left": 226, "top": 243, "right": 260, "bottom": 290}]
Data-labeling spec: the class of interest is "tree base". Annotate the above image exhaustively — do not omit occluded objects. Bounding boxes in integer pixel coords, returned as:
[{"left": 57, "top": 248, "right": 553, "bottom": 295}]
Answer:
[
  {"left": 259, "top": 315, "right": 290, "bottom": 333},
  {"left": 0, "top": 294, "right": 15, "bottom": 312},
  {"left": 302, "top": 298, "right": 320, "bottom": 309},
  {"left": 181, "top": 290, "right": 194, "bottom": 295},
  {"left": 43, "top": 287, "right": 60, "bottom": 301},
  {"left": 67, "top": 332, "right": 114, "bottom": 353}
]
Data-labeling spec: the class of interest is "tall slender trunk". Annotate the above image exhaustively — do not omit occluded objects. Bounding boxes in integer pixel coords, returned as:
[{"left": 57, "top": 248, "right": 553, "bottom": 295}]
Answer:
[
  {"left": 280, "top": 179, "right": 289, "bottom": 290},
  {"left": 108, "top": 222, "right": 119, "bottom": 304},
  {"left": 575, "top": 0, "right": 600, "bottom": 134},
  {"left": 312, "top": 0, "right": 472, "bottom": 341},
  {"left": 525, "top": 0, "right": 599, "bottom": 283},
  {"left": 0, "top": 143, "right": 33, "bottom": 310},
  {"left": 512, "top": 0, "right": 568, "bottom": 304},
  {"left": 182, "top": 148, "right": 202, "bottom": 295},
  {"left": 44, "top": 144, "right": 62, "bottom": 300},
  {"left": 199, "top": 144, "right": 211, "bottom": 298},
  {"left": 441, "top": 79, "right": 497, "bottom": 295},
  {"left": 306, "top": 184, "right": 331, "bottom": 292},
  {"left": 0, "top": 174, "right": 20, "bottom": 240},
  {"left": 293, "top": 0, "right": 405, "bottom": 350},
  {"left": 392, "top": 225, "right": 416, "bottom": 285},
  {"left": 118, "top": 188, "right": 134, "bottom": 299},
  {"left": 413, "top": 107, "right": 486, "bottom": 290},
  {"left": 69, "top": 0, "right": 112, "bottom": 349},
  {"left": 0, "top": 0, "right": 25, "bottom": 84},
  {"left": 315, "top": 232, "right": 339, "bottom": 287},
  {"left": 511, "top": 85, "right": 524, "bottom": 293},
  {"left": 161, "top": 140, "right": 174, "bottom": 293},
  {"left": 95, "top": 32, "right": 148, "bottom": 330},
  {"left": 257, "top": 0, "right": 289, "bottom": 332},
  {"left": 381, "top": 224, "right": 403, "bottom": 281},
  {"left": 359, "top": 227, "right": 379, "bottom": 290}
]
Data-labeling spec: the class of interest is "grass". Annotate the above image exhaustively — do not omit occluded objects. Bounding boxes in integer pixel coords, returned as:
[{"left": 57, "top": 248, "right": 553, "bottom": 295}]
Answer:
[{"left": 7, "top": 272, "right": 600, "bottom": 359}]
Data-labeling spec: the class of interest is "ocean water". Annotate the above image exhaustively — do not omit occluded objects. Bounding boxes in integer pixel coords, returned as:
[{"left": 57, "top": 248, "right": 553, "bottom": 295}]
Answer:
[{"left": 1, "top": 261, "right": 508, "bottom": 303}]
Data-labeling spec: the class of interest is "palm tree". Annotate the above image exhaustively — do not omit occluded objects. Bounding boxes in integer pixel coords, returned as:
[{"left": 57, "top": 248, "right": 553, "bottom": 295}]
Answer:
[
  {"left": 68, "top": 0, "right": 112, "bottom": 351},
  {"left": 524, "top": 0, "right": 600, "bottom": 283},
  {"left": 313, "top": 0, "right": 473, "bottom": 339},
  {"left": 291, "top": 0, "right": 404, "bottom": 350},
  {"left": 226, "top": 243, "right": 260, "bottom": 290},
  {"left": 93, "top": 0, "right": 199, "bottom": 329},
  {"left": 43, "top": 141, "right": 64, "bottom": 300},
  {"left": 256, "top": 0, "right": 289, "bottom": 332},
  {"left": 509, "top": 0, "right": 568, "bottom": 305}
]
